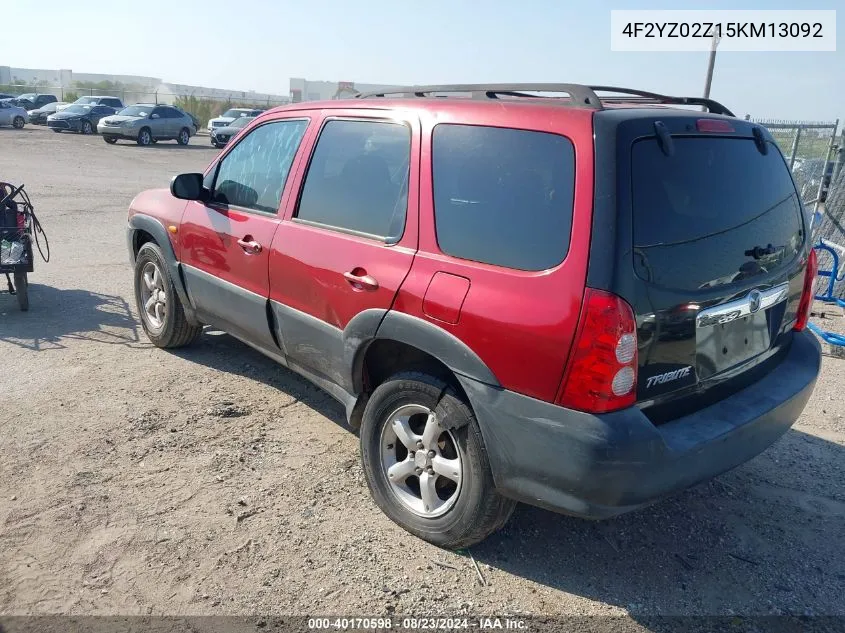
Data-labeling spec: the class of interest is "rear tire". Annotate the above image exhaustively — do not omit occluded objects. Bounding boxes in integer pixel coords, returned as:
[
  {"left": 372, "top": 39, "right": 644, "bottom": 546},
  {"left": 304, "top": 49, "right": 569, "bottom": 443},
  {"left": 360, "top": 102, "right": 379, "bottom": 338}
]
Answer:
[
  {"left": 137, "top": 127, "right": 152, "bottom": 146},
  {"left": 176, "top": 127, "right": 190, "bottom": 145},
  {"left": 134, "top": 242, "right": 201, "bottom": 348},
  {"left": 360, "top": 372, "right": 515, "bottom": 549},
  {"left": 12, "top": 116, "right": 25, "bottom": 129},
  {"left": 14, "top": 272, "right": 28, "bottom": 311}
]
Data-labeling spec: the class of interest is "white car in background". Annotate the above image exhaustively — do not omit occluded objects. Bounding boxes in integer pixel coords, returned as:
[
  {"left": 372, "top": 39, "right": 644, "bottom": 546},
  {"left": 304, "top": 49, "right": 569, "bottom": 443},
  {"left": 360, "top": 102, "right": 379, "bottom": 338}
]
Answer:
[{"left": 206, "top": 107, "right": 263, "bottom": 133}]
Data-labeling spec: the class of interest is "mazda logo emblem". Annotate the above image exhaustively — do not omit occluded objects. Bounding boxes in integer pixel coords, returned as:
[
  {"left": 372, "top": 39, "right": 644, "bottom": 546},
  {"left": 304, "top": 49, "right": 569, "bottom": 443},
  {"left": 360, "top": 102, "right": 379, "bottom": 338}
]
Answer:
[{"left": 748, "top": 289, "right": 762, "bottom": 314}]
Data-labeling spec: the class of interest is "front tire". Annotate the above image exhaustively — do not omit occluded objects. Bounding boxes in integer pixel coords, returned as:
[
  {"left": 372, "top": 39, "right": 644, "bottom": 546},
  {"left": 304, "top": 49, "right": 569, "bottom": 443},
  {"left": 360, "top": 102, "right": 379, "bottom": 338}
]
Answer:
[
  {"left": 81, "top": 120, "right": 93, "bottom": 134},
  {"left": 176, "top": 127, "right": 190, "bottom": 145},
  {"left": 103, "top": 136, "right": 117, "bottom": 144},
  {"left": 134, "top": 242, "right": 201, "bottom": 348},
  {"left": 137, "top": 127, "right": 152, "bottom": 146},
  {"left": 360, "top": 372, "right": 515, "bottom": 549},
  {"left": 12, "top": 116, "right": 25, "bottom": 129}
]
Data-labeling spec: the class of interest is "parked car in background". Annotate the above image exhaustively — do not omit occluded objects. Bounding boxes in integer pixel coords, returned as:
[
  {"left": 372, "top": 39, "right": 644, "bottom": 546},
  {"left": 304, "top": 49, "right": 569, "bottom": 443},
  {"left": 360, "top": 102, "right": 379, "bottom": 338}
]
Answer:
[
  {"left": 206, "top": 108, "right": 263, "bottom": 133},
  {"left": 64, "top": 95, "right": 125, "bottom": 110},
  {"left": 171, "top": 105, "right": 200, "bottom": 134},
  {"left": 210, "top": 115, "right": 254, "bottom": 148},
  {"left": 0, "top": 93, "right": 16, "bottom": 100},
  {"left": 0, "top": 101, "right": 28, "bottom": 128},
  {"left": 8, "top": 93, "right": 57, "bottom": 110},
  {"left": 28, "top": 101, "right": 67, "bottom": 124},
  {"left": 47, "top": 104, "right": 116, "bottom": 134},
  {"left": 98, "top": 104, "right": 195, "bottom": 146}
]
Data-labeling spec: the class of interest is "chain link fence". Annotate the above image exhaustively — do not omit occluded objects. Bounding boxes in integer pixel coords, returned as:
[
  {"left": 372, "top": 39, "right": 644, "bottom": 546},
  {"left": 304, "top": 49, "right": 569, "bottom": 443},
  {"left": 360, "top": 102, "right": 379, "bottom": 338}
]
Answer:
[
  {"left": 752, "top": 119, "right": 844, "bottom": 298},
  {"left": 753, "top": 119, "right": 840, "bottom": 207}
]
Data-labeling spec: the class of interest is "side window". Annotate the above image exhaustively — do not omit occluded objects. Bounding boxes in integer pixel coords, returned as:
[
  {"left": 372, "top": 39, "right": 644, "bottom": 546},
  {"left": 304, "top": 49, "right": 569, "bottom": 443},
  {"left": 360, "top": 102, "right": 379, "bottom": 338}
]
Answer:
[
  {"left": 165, "top": 108, "right": 182, "bottom": 119},
  {"left": 432, "top": 124, "right": 575, "bottom": 271},
  {"left": 296, "top": 119, "right": 411, "bottom": 240},
  {"left": 151, "top": 107, "right": 166, "bottom": 118},
  {"left": 211, "top": 119, "right": 309, "bottom": 214}
]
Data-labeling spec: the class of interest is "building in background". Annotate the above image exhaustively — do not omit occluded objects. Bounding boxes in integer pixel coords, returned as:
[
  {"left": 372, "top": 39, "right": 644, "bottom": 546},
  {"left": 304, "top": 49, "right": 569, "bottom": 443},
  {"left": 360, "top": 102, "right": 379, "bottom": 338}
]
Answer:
[{"left": 289, "top": 78, "right": 397, "bottom": 102}]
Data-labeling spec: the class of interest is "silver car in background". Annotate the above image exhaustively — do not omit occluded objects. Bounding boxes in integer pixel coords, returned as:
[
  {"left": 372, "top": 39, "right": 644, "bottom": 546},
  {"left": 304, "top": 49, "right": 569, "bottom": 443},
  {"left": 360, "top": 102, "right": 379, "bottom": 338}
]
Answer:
[
  {"left": 97, "top": 104, "right": 195, "bottom": 146},
  {"left": 0, "top": 101, "right": 28, "bottom": 128}
]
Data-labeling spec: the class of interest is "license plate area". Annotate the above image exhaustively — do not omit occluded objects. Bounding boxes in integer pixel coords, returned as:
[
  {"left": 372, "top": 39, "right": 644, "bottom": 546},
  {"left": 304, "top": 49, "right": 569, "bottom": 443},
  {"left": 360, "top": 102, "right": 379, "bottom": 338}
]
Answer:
[{"left": 696, "top": 311, "right": 771, "bottom": 379}]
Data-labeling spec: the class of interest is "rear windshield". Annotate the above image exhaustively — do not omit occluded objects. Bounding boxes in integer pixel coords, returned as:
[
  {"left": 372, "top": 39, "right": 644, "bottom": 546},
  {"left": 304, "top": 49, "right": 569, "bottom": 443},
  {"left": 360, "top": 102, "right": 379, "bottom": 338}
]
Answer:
[{"left": 631, "top": 137, "right": 804, "bottom": 289}]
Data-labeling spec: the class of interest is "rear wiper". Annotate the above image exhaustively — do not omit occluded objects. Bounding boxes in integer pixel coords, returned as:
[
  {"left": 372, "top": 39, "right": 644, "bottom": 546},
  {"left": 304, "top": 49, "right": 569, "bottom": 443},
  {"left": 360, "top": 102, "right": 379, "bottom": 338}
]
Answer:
[{"left": 744, "top": 243, "right": 783, "bottom": 259}]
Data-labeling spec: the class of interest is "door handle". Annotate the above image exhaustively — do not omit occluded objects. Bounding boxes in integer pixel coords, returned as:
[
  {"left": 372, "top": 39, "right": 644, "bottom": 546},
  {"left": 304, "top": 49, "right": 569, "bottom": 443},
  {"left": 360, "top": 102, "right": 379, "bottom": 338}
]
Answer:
[
  {"left": 237, "top": 237, "right": 262, "bottom": 254},
  {"left": 343, "top": 270, "right": 379, "bottom": 291}
]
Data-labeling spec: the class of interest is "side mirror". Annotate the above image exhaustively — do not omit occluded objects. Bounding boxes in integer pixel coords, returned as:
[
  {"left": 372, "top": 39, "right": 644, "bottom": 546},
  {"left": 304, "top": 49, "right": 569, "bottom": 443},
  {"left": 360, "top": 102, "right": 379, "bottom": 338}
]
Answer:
[
  {"left": 151, "top": 113, "right": 160, "bottom": 119},
  {"left": 170, "top": 173, "right": 207, "bottom": 201}
]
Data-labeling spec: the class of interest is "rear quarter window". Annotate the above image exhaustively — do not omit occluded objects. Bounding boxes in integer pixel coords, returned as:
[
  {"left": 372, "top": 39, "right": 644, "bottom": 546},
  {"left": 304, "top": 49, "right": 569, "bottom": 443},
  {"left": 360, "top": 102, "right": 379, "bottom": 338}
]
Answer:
[{"left": 432, "top": 124, "right": 575, "bottom": 271}]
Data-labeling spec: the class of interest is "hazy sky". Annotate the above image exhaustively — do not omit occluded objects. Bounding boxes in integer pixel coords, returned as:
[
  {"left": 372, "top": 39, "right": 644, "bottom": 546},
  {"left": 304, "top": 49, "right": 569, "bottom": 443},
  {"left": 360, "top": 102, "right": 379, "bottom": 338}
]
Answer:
[{"left": 2, "top": 0, "right": 842, "bottom": 121}]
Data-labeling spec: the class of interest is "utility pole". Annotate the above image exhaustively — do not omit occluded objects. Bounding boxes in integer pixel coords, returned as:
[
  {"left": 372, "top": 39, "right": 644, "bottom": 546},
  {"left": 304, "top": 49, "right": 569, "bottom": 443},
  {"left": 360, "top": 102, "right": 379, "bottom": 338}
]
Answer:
[{"left": 703, "top": 32, "right": 721, "bottom": 104}]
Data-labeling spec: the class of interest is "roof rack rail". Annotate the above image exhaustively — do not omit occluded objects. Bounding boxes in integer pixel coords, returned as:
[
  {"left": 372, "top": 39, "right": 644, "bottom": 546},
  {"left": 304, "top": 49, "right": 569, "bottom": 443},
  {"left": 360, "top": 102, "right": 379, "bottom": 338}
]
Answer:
[
  {"left": 355, "top": 83, "right": 735, "bottom": 116},
  {"left": 588, "top": 86, "right": 735, "bottom": 116},
  {"left": 355, "top": 84, "right": 603, "bottom": 108}
]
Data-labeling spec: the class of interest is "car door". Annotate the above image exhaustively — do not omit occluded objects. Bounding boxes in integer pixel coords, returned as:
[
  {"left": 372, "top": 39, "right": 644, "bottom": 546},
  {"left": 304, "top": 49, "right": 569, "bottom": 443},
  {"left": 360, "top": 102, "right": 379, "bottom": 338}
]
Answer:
[
  {"left": 0, "top": 103, "right": 9, "bottom": 126},
  {"left": 268, "top": 110, "right": 420, "bottom": 390},
  {"left": 90, "top": 106, "right": 108, "bottom": 125},
  {"left": 164, "top": 106, "right": 184, "bottom": 137},
  {"left": 179, "top": 116, "right": 312, "bottom": 351},
  {"left": 149, "top": 106, "right": 170, "bottom": 138}
]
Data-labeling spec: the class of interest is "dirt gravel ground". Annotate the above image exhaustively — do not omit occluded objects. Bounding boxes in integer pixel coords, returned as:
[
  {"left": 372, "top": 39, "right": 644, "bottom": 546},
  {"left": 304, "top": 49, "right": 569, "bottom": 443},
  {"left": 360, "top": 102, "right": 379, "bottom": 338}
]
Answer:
[{"left": 1, "top": 125, "right": 844, "bottom": 626}]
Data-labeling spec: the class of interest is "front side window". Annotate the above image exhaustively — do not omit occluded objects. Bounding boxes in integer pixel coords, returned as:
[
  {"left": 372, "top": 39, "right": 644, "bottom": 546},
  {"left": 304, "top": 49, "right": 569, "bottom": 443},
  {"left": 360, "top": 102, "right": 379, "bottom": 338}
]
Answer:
[
  {"left": 432, "top": 124, "right": 576, "bottom": 271},
  {"left": 211, "top": 119, "right": 309, "bottom": 214},
  {"left": 296, "top": 119, "right": 411, "bottom": 239}
]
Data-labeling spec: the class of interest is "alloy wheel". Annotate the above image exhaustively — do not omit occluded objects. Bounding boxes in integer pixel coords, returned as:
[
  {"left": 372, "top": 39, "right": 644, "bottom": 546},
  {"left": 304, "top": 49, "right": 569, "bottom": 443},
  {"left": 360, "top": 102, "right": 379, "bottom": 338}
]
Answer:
[
  {"left": 379, "top": 404, "right": 463, "bottom": 518},
  {"left": 140, "top": 261, "right": 167, "bottom": 330}
]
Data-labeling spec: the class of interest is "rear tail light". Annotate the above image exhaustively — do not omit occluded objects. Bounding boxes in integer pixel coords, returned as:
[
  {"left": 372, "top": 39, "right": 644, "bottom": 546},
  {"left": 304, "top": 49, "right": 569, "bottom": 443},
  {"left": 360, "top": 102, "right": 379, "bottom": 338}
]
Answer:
[
  {"left": 558, "top": 289, "right": 638, "bottom": 413},
  {"left": 794, "top": 248, "right": 818, "bottom": 332}
]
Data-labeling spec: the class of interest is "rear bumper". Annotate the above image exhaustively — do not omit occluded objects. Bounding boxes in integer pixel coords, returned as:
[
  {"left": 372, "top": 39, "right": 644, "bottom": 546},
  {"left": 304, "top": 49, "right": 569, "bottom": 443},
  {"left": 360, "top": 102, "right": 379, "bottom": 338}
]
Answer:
[{"left": 462, "top": 330, "right": 821, "bottom": 519}]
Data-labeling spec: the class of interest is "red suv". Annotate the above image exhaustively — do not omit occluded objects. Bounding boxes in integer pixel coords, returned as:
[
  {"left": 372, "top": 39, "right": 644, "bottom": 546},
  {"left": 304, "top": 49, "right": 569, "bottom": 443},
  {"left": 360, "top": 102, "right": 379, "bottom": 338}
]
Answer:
[{"left": 127, "top": 84, "right": 821, "bottom": 548}]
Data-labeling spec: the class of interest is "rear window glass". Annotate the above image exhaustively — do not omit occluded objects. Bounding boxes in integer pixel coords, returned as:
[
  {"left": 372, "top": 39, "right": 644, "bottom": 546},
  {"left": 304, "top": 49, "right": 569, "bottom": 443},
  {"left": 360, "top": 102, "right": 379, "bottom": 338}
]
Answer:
[
  {"left": 632, "top": 138, "right": 802, "bottom": 247},
  {"left": 432, "top": 124, "right": 575, "bottom": 271},
  {"left": 631, "top": 137, "right": 804, "bottom": 288}
]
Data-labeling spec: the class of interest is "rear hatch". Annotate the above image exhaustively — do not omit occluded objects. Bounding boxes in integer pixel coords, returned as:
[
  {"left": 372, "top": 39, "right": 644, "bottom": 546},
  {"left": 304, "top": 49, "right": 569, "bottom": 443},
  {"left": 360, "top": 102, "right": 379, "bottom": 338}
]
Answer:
[{"left": 590, "top": 111, "right": 809, "bottom": 423}]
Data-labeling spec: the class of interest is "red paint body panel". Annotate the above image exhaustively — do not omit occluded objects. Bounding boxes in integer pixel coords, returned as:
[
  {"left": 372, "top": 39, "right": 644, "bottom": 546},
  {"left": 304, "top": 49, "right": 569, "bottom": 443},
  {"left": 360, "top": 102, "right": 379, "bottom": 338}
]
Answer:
[
  {"left": 134, "top": 98, "right": 596, "bottom": 406},
  {"left": 127, "top": 188, "right": 186, "bottom": 255},
  {"left": 177, "top": 112, "right": 318, "bottom": 297},
  {"left": 393, "top": 104, "right": 595, "bottom": 402},
  {"left": 422, "top": 272, "right": 470, "bottom": 324},
  {"left": 180, "top": 203, "right": 280, "bottom": 297},
  {"left": 269, "top": 108, "right": 421, "bottom": 330}
]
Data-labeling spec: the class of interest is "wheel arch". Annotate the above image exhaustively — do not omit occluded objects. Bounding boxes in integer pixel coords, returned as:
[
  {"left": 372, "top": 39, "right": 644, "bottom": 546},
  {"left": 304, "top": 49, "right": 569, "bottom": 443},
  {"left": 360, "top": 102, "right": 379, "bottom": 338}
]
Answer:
[
  {"left": 127, "top": 214, "right": 199, "bottom": 325},
  {"left": 342, "top": 311, "right": 499, "bottom": 429}
]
